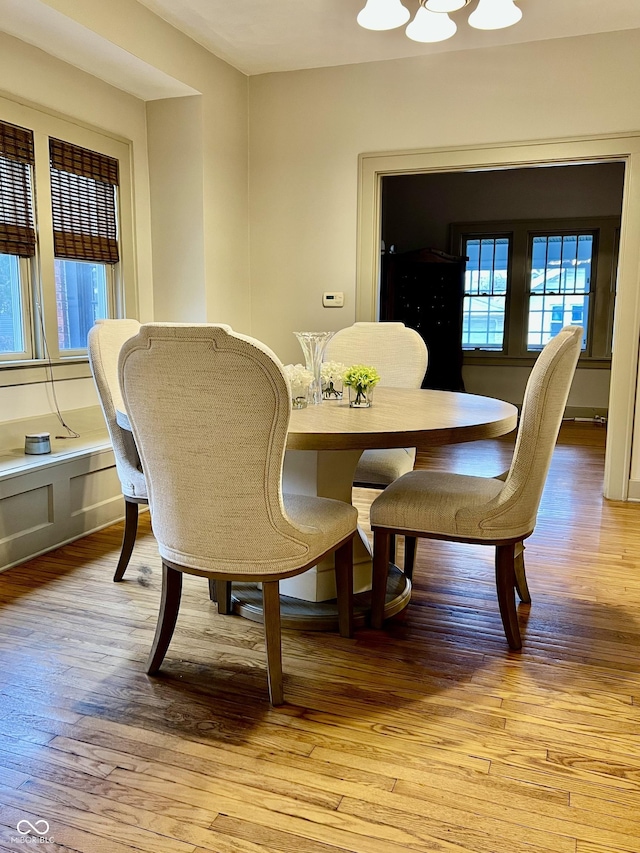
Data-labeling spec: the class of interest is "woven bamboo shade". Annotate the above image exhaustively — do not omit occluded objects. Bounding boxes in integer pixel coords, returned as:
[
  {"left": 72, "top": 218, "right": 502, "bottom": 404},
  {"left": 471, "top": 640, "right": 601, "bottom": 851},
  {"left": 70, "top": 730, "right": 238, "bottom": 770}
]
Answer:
[
  {"left": 49, "top": 138, "right": 119, "bottom": 264},
  {"left": 0, "top": 121, "right": 36, "bottom": 257}
]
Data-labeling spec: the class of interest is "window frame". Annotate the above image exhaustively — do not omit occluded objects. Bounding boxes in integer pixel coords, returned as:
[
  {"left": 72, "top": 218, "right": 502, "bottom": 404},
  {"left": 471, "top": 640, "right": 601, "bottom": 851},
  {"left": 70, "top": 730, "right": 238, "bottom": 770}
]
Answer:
[
  {"left": 451, "top": 216, "right": 620, "bottom": 368},
  {"left": 0, "top": 94, "right": 136, "bottom": 380}
]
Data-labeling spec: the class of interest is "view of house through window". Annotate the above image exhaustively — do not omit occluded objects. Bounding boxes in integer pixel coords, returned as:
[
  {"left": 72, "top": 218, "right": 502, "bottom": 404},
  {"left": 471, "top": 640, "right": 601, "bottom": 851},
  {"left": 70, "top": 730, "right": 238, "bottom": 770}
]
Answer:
[
  {"left": 462, "top": 236, "right": 509, "bottom": 349},
  {"left": 456, "top": 217, "right": 617, "bottom": 361},
  {"left": 528, "top": 234, "right": 592, "bottom": 350}
]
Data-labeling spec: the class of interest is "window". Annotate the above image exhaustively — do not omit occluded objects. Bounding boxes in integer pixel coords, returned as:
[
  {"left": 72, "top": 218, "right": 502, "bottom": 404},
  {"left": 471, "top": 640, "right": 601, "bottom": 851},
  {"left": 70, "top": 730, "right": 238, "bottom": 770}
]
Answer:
[
  {"left": 0, "top": 98, "right": 133, "bottom": 371},
  {"left": 528, "top": 234, "right": 591, "bottom": 350},
  {"left": 50, "top": 138, "right": 119, "bottom": 353},
  {"left": 462, "top": 236, "right": 509, "bottom": 349},
  {"left": 453, "top": 218, "right": 619, "bottom": 363},
  {"left": 0, "top": 121, "right": 35, "bottom": 360}
]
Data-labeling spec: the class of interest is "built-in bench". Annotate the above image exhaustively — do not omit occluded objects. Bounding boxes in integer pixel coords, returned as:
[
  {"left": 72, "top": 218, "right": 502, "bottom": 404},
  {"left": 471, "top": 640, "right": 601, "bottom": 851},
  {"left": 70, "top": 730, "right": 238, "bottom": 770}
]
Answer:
[{"left": 0, "top": 406, "right": 126, "bottom": 572}]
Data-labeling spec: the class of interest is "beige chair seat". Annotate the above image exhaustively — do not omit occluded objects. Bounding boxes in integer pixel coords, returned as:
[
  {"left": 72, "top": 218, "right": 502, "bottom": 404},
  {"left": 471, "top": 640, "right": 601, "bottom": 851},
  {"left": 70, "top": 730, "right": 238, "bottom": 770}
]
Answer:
[
  {"left": 166, "top": 493, "right": 358, "bottom": 577},
  {"left": 354, "top": 447, "right": 416, "bottom": 487},
  {"left": 284, "top": 494, "right": 358, "bottom": 556},
  {"left": 123, "top": 466, "right": 147, "bottom": 499},
  {"left": 370, "top": 470, "right": 505, "bottom": 539}
]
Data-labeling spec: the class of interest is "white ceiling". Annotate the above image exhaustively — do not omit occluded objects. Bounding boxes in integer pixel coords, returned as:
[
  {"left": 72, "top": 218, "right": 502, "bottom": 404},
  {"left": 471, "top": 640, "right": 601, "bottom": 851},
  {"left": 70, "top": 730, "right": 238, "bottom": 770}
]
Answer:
[{"left": 134, "top": 0, "right": 640, "bottom": 76}]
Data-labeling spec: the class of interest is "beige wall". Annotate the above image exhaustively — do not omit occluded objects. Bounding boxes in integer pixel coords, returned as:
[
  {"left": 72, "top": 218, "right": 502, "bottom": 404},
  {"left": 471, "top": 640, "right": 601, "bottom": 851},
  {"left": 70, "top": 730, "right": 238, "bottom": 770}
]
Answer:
[
  {"left": 147, "top": 96, "right": 207, "bottom": 321},
  {"left": 39, "top": 0, "right": 251, "bottom": 331},
  {"left": 1, "top": 0, "right": 250, "bottom": 422},
  {"left": 248, "top": 30, "right": 640, "bottom": 368}
]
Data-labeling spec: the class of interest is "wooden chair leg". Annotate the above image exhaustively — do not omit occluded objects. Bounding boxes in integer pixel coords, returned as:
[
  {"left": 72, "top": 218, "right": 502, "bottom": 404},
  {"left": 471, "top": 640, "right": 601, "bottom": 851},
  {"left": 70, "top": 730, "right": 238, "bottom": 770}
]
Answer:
[
  {"left": 389, "top": 533, "right": 396, "bottom": 564},
  {"left": 147, "top": 562, "right": 183, "bottom": 674},
  {"left": 495, "top": 543, "right": 522, "bottom": 650},
  {"left": 404, "top": 536, "right": 417, "bottom": 582},
  {"left": 113, "top": 498, "right": 139, "bottom": 582},
  {"left": 216, "top": 581, "right": 233, "bottom": 614},
  {"left": 334, "top": 540, "right": 354, "bottom": 639},
  {"left": 262, "top": 580, "right": 284, "bottom": 706},
  {"left": 208, "top": 579, "right": 217, "bottom": 602},
  {"left": 513, "top": 541, "right": 531, "bottom": 604},
  {"left": 371, "top": 529, "right": 390, "bottom": 629}
]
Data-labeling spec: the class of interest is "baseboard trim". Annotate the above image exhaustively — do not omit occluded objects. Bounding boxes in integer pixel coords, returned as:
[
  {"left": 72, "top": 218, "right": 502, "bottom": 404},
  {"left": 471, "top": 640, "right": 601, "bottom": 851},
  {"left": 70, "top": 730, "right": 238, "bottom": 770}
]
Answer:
[
  {"left": 627, "top": 480, "right": 640, "bottom": 501},
  {"left": 565, "top": 406, "right": 608, "bottom": 420}
]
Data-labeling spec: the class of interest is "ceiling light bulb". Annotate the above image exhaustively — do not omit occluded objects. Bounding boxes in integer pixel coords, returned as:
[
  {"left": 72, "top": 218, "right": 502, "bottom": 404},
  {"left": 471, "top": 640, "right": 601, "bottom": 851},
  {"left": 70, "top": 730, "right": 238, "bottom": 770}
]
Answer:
[
  {"left": 468, "top": 0, "right": 522, "bottom": 30},
  {"left": 406, "top": 7, "right": 457, "bottom": 42},
  {"left": 424, "top": 0, "right": 469, "bottom": 12},
  {"left": 357, "top": 0, "right": 411, "bottom": 31}
]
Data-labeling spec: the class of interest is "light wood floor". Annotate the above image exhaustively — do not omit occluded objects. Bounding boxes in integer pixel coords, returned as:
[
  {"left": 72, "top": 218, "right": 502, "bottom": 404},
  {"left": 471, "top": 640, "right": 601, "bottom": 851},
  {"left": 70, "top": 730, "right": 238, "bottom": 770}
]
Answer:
[{"left": 1, "top": 423, "right": 640, "bottom": 853}]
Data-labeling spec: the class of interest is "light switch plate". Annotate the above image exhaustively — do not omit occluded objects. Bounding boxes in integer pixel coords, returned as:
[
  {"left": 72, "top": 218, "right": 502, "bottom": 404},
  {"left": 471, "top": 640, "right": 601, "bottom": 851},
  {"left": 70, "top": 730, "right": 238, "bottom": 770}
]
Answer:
[{"left": 322, "top": 291, "right": 344, "bottom": 307}]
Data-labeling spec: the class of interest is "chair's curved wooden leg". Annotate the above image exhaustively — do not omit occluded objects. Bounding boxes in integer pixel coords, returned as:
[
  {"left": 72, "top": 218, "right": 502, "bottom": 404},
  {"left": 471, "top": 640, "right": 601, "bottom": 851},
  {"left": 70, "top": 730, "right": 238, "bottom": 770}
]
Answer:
[
  {"left": 262, "top": 581, "right": 284, "bottom": 706},
  {"left": 513, "top": 541, "right": 531, "bottom": 604},
  {"left": 334, "top": 540, "right": 354, "bottom": 639},
  {"left": 216, "top": 581, "right": 233, "bottom": 614},
  {"left": 371, "top": 529, "right": 390, "bottom": 629},
  {"left": 495, "top": 543, "right": 522, "bottom": 650},
  {"left": 113, "top": 499, "right": 139, "bottom": 582},
  {"left": 404, "top": 536, "right": 417, "bottom": 582},
  {"left": 147, "top": 562, "right": 182, "bottom": 674}
]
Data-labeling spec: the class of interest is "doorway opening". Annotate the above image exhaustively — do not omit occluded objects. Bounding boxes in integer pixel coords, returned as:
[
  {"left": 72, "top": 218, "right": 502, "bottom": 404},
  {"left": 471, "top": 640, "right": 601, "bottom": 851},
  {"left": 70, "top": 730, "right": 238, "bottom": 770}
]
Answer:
[
  {"left": 356, "top": 135, "right": 640, "bottom": 500},
  {"left": 380, "top": 162, "right": 624, "bottom": 412}
]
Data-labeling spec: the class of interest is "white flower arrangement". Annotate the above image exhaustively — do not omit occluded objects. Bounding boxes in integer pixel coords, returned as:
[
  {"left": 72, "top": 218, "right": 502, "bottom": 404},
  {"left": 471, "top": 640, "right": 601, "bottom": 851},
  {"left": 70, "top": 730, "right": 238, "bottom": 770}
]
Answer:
[
  {"left": 283, "top": 363, "right": 314, "bottom": 409},
  {"left": 321, "top": 360, "right": 347, "bottom": 399}
]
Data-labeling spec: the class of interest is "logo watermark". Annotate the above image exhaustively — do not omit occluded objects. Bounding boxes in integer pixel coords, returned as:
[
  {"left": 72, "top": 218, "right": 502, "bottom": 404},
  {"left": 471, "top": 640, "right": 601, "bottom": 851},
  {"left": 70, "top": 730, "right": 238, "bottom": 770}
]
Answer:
[{"left": 10, "top": 819, "right": 54, "bottom": 845}]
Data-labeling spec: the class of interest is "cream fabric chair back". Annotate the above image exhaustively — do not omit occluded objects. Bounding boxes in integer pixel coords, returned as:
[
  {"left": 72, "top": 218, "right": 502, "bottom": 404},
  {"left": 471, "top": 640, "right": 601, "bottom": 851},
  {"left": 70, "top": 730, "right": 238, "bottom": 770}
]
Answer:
[
  {"left": 88, "top": 319, "right": 145, "bottom": 499},
  {"left": 457, "top": 326, "right": 583, "bottom": 540},
  {"left": 325, "top": 322, "right": 427, "bottom": 388},
  {"left": 119, "top": 323, "right": 327, "bottom": 575}
]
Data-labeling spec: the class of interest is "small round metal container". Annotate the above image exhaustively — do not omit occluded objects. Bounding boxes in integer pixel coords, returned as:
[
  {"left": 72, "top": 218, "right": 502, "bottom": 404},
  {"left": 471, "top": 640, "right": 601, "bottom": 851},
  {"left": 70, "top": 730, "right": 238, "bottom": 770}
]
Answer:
[{"left": 25, "top": 432, "right": 52, "bottom": 455}]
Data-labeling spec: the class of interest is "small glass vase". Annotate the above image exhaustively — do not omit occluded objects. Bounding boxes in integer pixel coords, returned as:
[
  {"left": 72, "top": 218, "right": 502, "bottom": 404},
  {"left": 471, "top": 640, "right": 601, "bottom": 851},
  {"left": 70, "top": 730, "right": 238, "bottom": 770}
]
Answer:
[
  {"left": 322, "top": 377, "right": 343, "bottom": 400},
  {"left": 290, "top": 384, "right": 309, "bottom": 409},
  {"left": 294, "top": 331, "right": 335, "bottom": 405},
  {"left": 348, "top": 385, "right": 374, "bottom": 408}
]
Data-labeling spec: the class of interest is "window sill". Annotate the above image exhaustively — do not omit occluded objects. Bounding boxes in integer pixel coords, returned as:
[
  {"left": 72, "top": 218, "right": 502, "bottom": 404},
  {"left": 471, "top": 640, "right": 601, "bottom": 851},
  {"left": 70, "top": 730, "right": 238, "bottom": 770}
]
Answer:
[
  {"left": 463, "top": 354, "right": 611, "bottom": 369},
  {"left": 0, "top": 358, "right": 92, "bottom": 388}
]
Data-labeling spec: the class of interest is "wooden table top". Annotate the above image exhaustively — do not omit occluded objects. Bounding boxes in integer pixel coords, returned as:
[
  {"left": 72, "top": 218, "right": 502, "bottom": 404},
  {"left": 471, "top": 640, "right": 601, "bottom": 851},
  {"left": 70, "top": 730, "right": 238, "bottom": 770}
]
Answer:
[
  {"left": 286, "top": 387, "right": 518, "bottom": 451},
  {"left": 117, "top": 387, "right": 517, "bottom": 453}
]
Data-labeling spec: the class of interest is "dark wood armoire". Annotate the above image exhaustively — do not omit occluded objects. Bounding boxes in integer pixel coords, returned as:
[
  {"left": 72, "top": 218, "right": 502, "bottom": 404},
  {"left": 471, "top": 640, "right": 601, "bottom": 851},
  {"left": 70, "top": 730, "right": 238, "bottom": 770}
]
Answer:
[{"left": 381, "top": 247, "right": 465, "bottom": 391}]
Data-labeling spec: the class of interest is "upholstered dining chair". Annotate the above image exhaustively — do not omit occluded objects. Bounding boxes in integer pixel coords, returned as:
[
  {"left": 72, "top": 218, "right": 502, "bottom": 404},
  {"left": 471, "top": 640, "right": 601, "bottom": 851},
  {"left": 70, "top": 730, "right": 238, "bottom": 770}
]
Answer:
[
  {"left": 88, "top": 319, "right": 147, "bottom": 582},
  {"left": 325, "top": 322, "right": 428, "bottom": 488},
  {"left": 119, "top": 323, "right": 357, "bottom": 706},
  {"left": 369, "top": 325, "right": 583, "bottom": 650}
]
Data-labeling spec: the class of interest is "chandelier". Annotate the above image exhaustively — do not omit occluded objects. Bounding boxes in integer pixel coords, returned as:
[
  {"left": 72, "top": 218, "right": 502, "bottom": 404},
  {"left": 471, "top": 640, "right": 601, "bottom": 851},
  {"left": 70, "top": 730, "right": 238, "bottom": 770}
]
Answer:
[{"left": 357, "top": 0, "right": 523, "bottom": 43}]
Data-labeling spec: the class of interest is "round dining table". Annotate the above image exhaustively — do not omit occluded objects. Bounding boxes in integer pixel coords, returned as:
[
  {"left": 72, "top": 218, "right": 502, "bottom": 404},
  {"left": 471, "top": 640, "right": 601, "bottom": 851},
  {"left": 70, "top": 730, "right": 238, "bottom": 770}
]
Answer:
[
  {"left": 228, "top": 387, "right": 518, "bottom": 630},
  {"left": 117, "top": 388, "right": 517, "bottom": 630}
]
